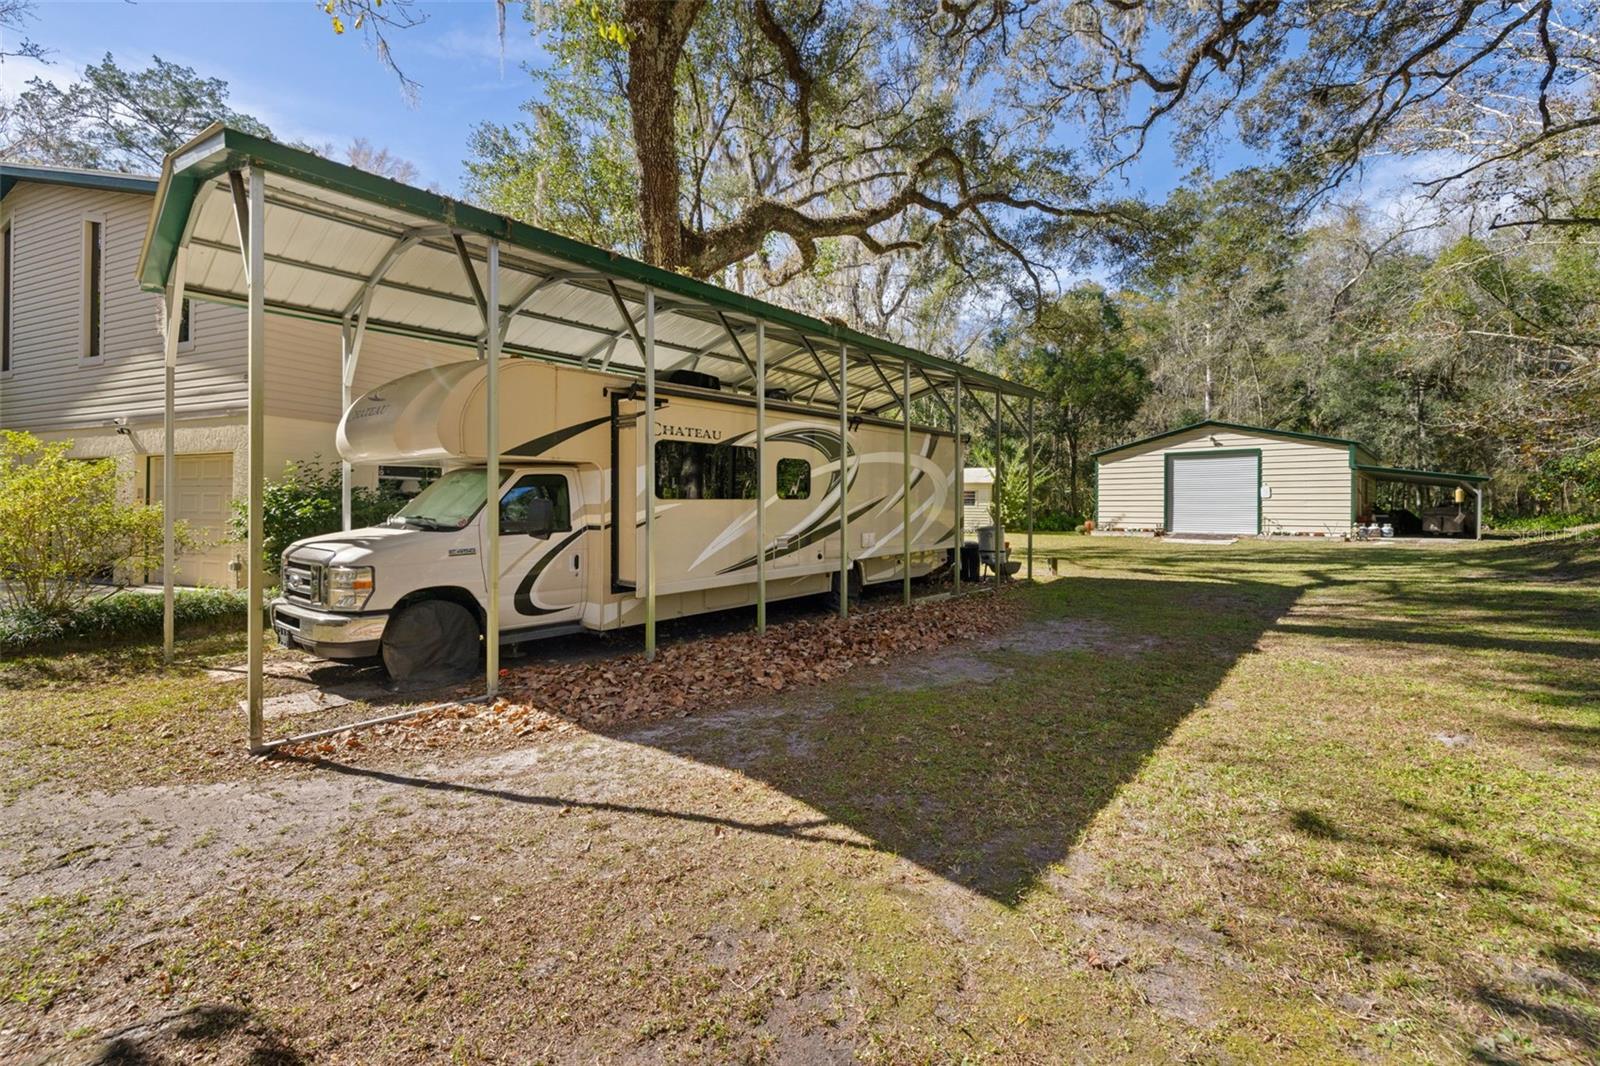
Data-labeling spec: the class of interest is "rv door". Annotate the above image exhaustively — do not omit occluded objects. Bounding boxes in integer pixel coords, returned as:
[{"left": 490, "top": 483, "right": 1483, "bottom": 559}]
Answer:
[{"left": 486, "top": 469, "right": 586, "bottom": 630}]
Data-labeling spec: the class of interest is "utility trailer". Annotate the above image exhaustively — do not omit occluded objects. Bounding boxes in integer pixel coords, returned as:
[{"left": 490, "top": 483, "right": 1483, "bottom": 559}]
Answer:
[{"left": 271, "top": 358, "right": 957, "bottom": 677}]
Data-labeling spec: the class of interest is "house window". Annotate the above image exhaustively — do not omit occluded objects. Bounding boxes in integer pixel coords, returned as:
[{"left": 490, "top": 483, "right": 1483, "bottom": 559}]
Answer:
[
  {"left": 963, "top": 490, "right": 977, "bottom": 506},
  {"left": 82, "top": 219, "right": 104, "bottom": 361},
  {"left": 776, "top": 458, "right": 810, "bottom": 500},
  {"left": 177, "top": 298, "right": 191, "bottom": 345},
  {"left": 1, "top": 222, "right": 11, "bottom": 373},
  {"left": 655, "top": 440, "right": 757, "bottom": 500}
]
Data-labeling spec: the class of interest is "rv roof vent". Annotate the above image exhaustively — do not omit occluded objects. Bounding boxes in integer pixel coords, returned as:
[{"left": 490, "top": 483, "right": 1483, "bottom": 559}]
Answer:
[{"left": 666, "top": 369, "right": 722, "bottom": 391}]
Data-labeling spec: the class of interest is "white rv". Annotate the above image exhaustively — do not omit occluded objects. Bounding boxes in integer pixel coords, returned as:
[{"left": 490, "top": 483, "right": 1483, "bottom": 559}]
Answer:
[{"left": 270, "top": 358, "right": 958, "bottom": 677}]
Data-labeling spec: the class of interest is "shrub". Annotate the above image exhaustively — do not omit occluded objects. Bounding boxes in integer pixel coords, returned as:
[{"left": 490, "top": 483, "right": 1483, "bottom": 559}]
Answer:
[
  {"left": 0, "top": 430, "right": 193, "bottom": 619},
  {"left": 0, "top": 587, "right": 247, "bottom": 654},
  {"left": 230, "top": 459, "right": 411, "bottom": 575},
  {"left": 1488, "top": 513, "right": 1599, "bottom": 533}
]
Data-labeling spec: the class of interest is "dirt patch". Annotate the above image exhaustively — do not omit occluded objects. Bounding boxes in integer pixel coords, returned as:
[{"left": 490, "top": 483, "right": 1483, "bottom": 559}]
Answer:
[
  {"left": 1133, "top": 964, "right": 1218, "bottom": 1028},
  {"left": 875, "top": 652, "right": 1009, "bottom": 690},
  {"left": 984, "top": 618, "right": 1163, "bottom": 657}
]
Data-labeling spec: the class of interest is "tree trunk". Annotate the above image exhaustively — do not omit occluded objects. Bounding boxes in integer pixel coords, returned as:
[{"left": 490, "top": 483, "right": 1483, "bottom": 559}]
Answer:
[
  {"left": 624, "top": 0, "right": 703, "bottom": 270},
  {"left": 1066, "top": 429, "right": 1079, "bottom": 519}
]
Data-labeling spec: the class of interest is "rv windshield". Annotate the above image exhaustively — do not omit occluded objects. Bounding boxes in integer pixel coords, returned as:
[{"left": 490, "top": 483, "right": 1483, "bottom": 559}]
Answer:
[{"left": 389, "top": 469, "right": 486, "bottom": 530}]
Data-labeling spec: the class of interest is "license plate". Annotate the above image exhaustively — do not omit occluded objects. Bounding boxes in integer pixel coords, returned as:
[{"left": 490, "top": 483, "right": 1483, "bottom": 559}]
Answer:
[{"left": 273, "top": 622, "right": 295, "bottom": 649}]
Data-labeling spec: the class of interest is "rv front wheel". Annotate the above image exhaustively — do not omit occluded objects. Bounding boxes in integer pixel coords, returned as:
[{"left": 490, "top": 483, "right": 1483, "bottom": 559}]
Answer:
[{"left": 381, "top": 600, "right": 480, "bottom": 681}]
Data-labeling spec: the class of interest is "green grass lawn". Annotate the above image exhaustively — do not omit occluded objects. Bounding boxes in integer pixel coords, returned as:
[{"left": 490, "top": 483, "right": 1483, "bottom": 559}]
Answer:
[{"left": 2, "top": 534, "right": 1597, "bottom": 1063}]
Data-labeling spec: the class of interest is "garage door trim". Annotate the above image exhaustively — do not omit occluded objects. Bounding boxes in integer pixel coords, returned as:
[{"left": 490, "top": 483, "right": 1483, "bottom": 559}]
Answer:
[{"left": 1163, "top": 448, "right": 1262, "bottom": 535}]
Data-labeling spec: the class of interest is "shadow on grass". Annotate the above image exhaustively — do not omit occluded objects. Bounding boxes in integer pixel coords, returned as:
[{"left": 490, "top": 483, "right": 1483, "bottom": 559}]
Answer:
[
  {"left": 296, "top": 573, "right": 1300, "bottom": 907},
  {"left": 80, "top": 1002, "right": 303, "bottom": 1065},
  {"left": 620, "top": 574, "right": 1303, "bottom": 904},
  {"left": 288, "top": 533, "right": 1595, "bottom": 911}
]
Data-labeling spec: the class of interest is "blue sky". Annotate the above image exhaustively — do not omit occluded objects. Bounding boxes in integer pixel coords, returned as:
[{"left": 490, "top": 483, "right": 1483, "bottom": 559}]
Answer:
[{"left": 2, "top": 1, "right": 543, "bottom": 190}]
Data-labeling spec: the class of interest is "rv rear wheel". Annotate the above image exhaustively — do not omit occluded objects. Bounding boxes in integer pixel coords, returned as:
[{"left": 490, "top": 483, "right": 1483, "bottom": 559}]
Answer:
[
  {"left": 825, "top": 568, "right": 862, "bottom": 613},
  {"left": 381, "top": 600, "right": 480, "bottom": 681}
]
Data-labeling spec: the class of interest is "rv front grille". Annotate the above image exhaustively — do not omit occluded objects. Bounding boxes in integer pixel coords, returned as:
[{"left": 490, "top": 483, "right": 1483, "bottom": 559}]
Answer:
[{"left": 283, "top": 560, "right": 323, "bottom": 605}]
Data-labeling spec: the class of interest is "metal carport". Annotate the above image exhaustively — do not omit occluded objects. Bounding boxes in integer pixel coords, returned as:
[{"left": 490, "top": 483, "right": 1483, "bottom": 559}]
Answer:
[
  {"left": 1355, "top": 463, "right": 1490, "bottom": 540},
  {"left": 135, "top": 124, "right": 1042, "bottom": 752}
]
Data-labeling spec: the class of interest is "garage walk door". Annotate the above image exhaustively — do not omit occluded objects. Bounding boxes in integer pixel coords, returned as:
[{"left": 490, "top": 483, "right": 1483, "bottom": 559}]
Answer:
[
  {"left": 148, "top": 453, "right": 237, "bottom": 587},
  {"left": 1168, "top": 452, "right": 1259, "bottom": 534}
]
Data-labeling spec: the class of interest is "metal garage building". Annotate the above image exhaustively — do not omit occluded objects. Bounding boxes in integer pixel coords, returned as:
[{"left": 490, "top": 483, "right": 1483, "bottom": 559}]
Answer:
[{"left": 1093, "top": 420, "right": 1487, "bottom": 538}]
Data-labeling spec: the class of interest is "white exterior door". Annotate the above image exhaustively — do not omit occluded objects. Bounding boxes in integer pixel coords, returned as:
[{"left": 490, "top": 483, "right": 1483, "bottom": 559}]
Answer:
[
  {"left": 487, "top": 469, "right": 586, "bottom": 631},
  {"left": 149, "top": 453, "right": 237, "bottom": 586},
  {"left": 1168, "top": 452, "right": 1258, "bottom": 534}
]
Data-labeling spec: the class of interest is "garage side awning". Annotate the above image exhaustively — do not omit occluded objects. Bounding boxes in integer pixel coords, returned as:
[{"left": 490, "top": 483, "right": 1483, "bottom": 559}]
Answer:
[{"left": 1355, "top": 464, "right": 1489, "bottom": 490}]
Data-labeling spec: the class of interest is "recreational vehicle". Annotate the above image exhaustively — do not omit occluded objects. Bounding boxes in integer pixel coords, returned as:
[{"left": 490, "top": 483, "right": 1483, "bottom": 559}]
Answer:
[{"left": 270, "top": 358, "right": 958, "bottom": 677}]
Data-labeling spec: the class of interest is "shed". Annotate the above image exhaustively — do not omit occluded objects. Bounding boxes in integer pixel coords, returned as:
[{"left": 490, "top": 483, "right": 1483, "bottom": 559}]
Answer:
[
  {"left": 1093, "top": 421, "right": 1487, "bottom": 538},
  {"left": 961, "top": 466, "right": 994, "bottom": 531}
]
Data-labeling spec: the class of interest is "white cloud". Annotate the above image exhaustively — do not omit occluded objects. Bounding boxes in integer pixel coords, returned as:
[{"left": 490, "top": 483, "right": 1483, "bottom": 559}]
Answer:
[
  {"left": 417, "top": 23, "right": 544, "bottom": 69},
  {"left": 0, "top": 51, "right": 79, "bottom": 94}
]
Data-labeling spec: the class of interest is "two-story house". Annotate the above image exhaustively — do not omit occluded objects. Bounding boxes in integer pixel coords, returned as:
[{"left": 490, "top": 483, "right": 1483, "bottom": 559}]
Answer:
[{"left": 0, "top": 162, "right": 449, "bottom": 585}]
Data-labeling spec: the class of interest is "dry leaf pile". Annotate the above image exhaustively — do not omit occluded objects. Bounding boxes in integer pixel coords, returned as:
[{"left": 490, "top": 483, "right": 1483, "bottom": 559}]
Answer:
[{"left": 279, "top": 590, "right": 1020, "bottom": 762}]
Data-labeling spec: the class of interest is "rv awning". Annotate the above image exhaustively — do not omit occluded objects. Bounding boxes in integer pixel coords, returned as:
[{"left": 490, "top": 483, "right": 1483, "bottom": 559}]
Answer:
[
  {"left": 135, "top": 124, "right": 1039, "bottom": 415},
  {"left": 1355, "top": 464, "right": 1489, "bottom": 490}
]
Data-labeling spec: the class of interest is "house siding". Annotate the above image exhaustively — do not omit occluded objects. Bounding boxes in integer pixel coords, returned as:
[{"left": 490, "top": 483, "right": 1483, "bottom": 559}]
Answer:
[
  {"left": 1097, "top": 427, "right": 1353, "bottom": 535},
  {"left": 0, "top": 182, "right": 446, "bottom": 434},
  {"left": 0, "top": 177, "right": 463, "bottom": 586}
]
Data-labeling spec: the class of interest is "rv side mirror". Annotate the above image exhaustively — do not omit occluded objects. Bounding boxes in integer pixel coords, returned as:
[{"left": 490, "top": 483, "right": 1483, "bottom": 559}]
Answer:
[{"left": 502, "top": 496, "right": 555, "bottom": 538}]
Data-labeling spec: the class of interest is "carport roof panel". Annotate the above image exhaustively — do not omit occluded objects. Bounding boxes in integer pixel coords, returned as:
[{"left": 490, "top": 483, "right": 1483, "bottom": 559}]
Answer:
[{"left": 136, "top": 124, "right": 1040, "bottom": 404}]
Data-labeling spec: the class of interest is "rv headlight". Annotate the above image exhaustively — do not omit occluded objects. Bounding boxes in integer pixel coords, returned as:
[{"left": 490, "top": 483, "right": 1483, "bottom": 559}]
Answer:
[{"left": 325, "top": 565, "right": 374, "bottom": 610}]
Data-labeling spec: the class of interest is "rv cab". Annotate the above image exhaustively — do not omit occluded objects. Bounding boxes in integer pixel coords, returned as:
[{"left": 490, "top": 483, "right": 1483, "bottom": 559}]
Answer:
[{"left": 270, "top": 463, "right": 590, "bottom": 676}]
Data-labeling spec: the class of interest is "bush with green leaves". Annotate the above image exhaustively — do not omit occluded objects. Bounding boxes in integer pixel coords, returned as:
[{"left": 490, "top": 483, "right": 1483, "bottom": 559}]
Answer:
[
  {"left": 230, "top": 459, "right": 410, "bottom": 575},
  {"left": 1488, "top": 513, "right": 1599, "bottom": 534},
  {"left": 0, "top": 587, "right": 248, "bottom": 654},
  {"left": 0, "top": 430, "right": 193, "bottom": 619}
]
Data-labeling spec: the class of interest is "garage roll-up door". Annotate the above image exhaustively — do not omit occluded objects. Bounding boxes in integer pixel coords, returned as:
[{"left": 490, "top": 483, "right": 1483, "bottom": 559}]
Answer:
[{"left": 1168, "top": 452, "right": 1258, "bottom": 534}]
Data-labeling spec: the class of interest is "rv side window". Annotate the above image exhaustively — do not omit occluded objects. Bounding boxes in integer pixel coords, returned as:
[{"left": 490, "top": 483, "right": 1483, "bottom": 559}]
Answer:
[
  {"left": 655, "top": 440, "right": 757, "bottom": 500},
  {"left": 776, "top": 458, "right": 810, "bottom": 500},
  {"left": 501, "top": 474, "right": 571, "bottom": 531}
]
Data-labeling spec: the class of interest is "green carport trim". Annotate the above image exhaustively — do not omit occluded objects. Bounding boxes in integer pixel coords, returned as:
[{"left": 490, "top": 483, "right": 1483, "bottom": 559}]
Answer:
[
  {"left": 1094, "top": 419, "right": 1363, "bottom": 459},
  {"left": 1355, "top": 463, "right": 1489, "bottom": 485},
  {"left": 1349, "top": 444, "right": 1358, "bottom": 525},
  {"left": 136, "top": 124, "right": 1040, "bottom": 402}
]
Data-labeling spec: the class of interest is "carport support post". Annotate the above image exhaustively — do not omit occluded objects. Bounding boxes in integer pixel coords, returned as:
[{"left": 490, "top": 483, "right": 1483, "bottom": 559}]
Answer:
[
  {"left": 244, "top": 169, "right": 265, "bottom": 752},
  {"left": 160, "top": 248, "right": 186, "bottom": 666},
  {"left": 644, "top": 288, "right": 657, "bottom": 660},
  {"left": 339, "top": 326, "right": 353, "bottom": 531},
  {"left": 837, "top": 342, "right": 849, "bottom": 619},
  {"left": 902, "top": 359, "right": 911, "bottom": 607},
  {"left": 1475, "top": 486, "right": 1483, "bottom": 541},
  {"left": 953, "top": 375, "right": 962, "bottom": 596},
  {"left": 1026, "top": 398, "right": 1035, "bottom": 581},
  {"left": 755, "top": 320, "right": 767, "bottom": 635},
  {"left": 993, "top": 388, "right": 1003, "bottom": 589},
  {"left": 484, "top": 240, "right": 501, "bottom": 697}
]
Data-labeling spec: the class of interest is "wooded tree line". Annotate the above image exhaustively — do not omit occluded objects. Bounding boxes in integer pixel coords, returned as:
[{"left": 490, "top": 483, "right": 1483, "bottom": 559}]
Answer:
[{"left": 987, "top": 165, "right": 1600, "bottom": 524}]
